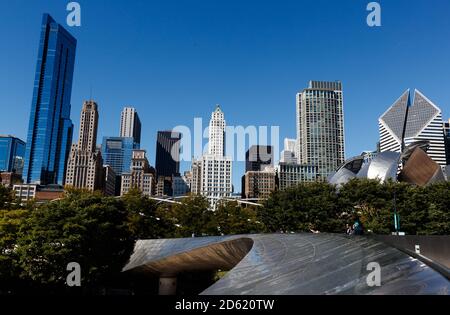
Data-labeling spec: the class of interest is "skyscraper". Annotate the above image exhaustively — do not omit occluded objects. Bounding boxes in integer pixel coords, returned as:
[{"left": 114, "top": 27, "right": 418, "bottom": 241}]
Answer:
[
  {"left": 22, "top": 14, "right": 76, "bottom": 185},
  {"left": 444, "top": 119, "right": 450, "bottom": 166},
  {"left": 121, "top": 150, "right": 156, "bottom": 196},
  {"left": 120, "top": 107, "right": 141, "bottom": 145},
  {"left": 0, "top": 136, "right": 26, "bottom": 175},
  {"left": 296, "top": 81, "right": 345, "bottom": 179},
  {"left": 280, "top": 138, "right": 297, "bottom": 164},
  {"left": 192, "top": 106, "right": 232, "bottom": 208},
  {"left": 155, "top": 131, "right": 182, "bottom": 177},
  {"left": 379, "top": 90, "right": 446, "bottom": 167},
  {"left": 65, "top": 101, "right": 103, "bottom": 191},
  {"left": 277, "top": 163, "right": 318, "bottom": 190},
  {"left": 208, "top": 105, "right": 226, "bottom": 157},
  {"left": 245, "top": 145, "right": 273, "bottom": 172},
  {"left": 101, "top": 137, "right": 139, "bottom": 176}
]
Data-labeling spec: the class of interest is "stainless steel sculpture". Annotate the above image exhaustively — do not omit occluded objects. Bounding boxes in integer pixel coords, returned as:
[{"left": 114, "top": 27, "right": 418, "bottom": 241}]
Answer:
[
  {"left": 356, "top": 151, "right": 400, "bottom": 182},
  {"left": 123, "top": 234, "right": 449, "bottom": 295},
  {"left": 328, "top": 152, "right": 400, "bottom": 185}
]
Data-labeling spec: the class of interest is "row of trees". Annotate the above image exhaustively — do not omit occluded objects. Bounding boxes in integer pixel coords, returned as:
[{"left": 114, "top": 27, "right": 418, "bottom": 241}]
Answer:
[
  {"left": 0, "top": 179, "right": 449, "bottom": 293},
  {"left": 260, "top": 179, "right": 450, "bottom": 235}
]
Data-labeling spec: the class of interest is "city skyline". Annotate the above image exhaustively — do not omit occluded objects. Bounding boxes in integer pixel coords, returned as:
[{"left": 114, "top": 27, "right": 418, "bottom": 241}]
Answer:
[{"left": 1, "top": 1, "right": 450, "bottom": 191}]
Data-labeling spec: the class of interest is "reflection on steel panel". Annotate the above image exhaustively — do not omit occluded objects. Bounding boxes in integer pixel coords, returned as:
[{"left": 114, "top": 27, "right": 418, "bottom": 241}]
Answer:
[
  {"left": 400, "top": 148, "right": 445, "bottom": 186},
  {"left": 328, "top": 167, "right": 357, "bottom": 186},
  {"left": 123, "top": 234, "right": 450, "bottom": 295},
  {"left": 357, "top": 151, "right": 400, "bottom": 182}
]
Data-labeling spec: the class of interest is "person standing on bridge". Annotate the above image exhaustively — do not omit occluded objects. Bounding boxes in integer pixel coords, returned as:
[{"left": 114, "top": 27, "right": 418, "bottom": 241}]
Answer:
[{"left": 353, "top": 218, "right": 364, "bottom": 235}]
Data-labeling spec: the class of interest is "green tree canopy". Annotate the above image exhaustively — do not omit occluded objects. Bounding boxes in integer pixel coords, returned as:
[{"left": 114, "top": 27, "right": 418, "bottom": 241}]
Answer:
[
  {"left": 16, "top": 189, "right": 134, "bottom": 288},
  {"left": 214, "top": 201, "right": 265, "bottom": 235}
]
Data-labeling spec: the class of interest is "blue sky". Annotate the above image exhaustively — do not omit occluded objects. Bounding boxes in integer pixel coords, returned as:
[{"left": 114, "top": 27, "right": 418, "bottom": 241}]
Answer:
[{"left": 1, "top": 0, "right": 450, "bottom": 192}]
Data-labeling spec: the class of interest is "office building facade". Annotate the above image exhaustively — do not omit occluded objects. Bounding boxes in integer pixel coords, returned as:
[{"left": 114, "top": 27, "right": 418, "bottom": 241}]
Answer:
[
  {"left": 0, "top": 136, "right": 26, "bottom": 175},
  {"left": 277, "top": 163, "right": 318, "bottom": 190},
  {"left": 23, "top": 14, "right": 76, "bottom": 185},
  {"left": 280, "top": 138, "right": 297, "bottom": 164},
  {"left": 172, "top": 175, "right": 190, "bottom": 197},
  {"left": 200, "top": 155, "right": 233, "bottom": 201},
  {"left": 101, "top": 165, "right": 116, "bottom": 196},
  {"left": 102, "top": 137, "right": 139, "bottom": 176},
  {"left": 65, "top": 101, "right": 103, "bottom": 191},
  {"left": 296, "top": 81, "right": 345, "bottom": 180},
  {"left": 245, "top": 145, "right": 273, "bottom": 172},
  {"left": 243, "top": 167, "right": 276, "bottom": 199},
  {"left": 442, "top": 119, "right": 450, "bottom": 166},
  {"left": 120, "top": 107, "right": 141, "bottom": 145},
  {"left": 121, "top": 150, "right": 155, "bottom": 196},
  {"left": 156, "top": 176, "right": 173, "bottom": 197},
  {"left": 379, "top": 90, "right": 446, "bottom": 167},
  {"left": 155, "top": 131, "right": 182, "bottom": 177},
  {"left": 190, "top": 159, "right": 202, "bottom": 195}
]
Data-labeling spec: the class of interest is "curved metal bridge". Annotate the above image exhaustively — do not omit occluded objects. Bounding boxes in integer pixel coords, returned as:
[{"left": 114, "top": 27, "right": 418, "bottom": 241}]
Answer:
[{"left": 123, "top": 233, "right": 449, "bottom": 295}]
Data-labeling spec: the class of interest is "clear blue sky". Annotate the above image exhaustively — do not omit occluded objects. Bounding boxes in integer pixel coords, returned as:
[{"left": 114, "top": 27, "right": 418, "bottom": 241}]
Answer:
[{"left": 1, "top": 0, "right": 450, "bottom": 192}]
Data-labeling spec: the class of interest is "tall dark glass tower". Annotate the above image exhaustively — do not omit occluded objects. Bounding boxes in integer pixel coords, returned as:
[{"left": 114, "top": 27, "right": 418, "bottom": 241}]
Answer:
[
  {"left": 23, "top": 14, "right": 76, "bottom": 185},
  {"left": 155, "top": 131, "right": 181, "bottom": 177}
]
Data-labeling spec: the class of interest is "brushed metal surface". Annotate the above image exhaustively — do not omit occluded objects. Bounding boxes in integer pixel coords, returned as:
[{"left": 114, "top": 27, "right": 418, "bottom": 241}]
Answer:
[{"left": 123, "top": 234, "right": 449, "bottom": 295}]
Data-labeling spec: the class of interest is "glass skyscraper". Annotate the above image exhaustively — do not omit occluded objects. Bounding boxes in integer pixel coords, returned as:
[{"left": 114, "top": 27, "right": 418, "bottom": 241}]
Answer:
[
  {"left": 0, "top": 136, "right": 26, "bottom": 175},
  {"left": 155, "top": 131, "right": 181, "bottom": 177},
  {"left": 296, "top": 81, "right": 345, "bottom": 180},
  {"left": 102, "top": 137, "right": 140, "bottom": 176},
  {"left": 22, "top": 14, "right": 76, "bottom": 185}
]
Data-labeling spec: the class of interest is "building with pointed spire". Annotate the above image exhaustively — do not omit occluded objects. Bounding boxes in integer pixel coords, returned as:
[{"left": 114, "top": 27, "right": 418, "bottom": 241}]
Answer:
[
  {"left": 65, "top": 101, "right": 103, "bottom": 191},
  {"left": 191, "top": 105, "right": 232, "bottom": 208}
]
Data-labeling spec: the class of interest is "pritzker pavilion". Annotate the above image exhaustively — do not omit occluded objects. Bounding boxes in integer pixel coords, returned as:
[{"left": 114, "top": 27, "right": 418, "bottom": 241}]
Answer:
[{"left": 329, "top": 89, "right": 448, "bottom": 187}]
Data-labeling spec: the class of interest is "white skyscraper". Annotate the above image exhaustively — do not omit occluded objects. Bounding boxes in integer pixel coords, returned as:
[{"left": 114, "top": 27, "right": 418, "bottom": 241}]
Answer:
[
  {"left": 120, "top": 107, "right": 142, "bottom": 144},
  {"left": 191, "top": 105, "right": 232, "bottom": 209},
  {"left": 379, "top": 89, "right": 446, "bottom": 167},
  {"left": 208, "top": 105, "right": 226, "bottom": 157}
]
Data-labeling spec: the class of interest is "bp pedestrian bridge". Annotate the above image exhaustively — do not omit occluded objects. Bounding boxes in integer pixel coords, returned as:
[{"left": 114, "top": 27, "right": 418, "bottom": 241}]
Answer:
[{"left": 122, "top": 233, "right": 449, "bottom": 295}]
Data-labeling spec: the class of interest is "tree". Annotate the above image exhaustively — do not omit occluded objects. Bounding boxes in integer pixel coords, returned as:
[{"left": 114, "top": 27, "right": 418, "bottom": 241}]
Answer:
[
  {"left": 259, "top": 182, "right": 344, "bottom": 233},
  {"left": 16, "top": 189, "right": 134, "bottom": 290},
  {"left": 421, "top": 182, "right": 450, "bottom": 235},
  {"left": 0, "top": 209, "right": 30, "bottom": 292},
  {"left": 214, "top": 201, "right": 264, "bottom": 235},
  {"left": 159, "top": 195, "right": 217, "bottom": 237},
  {"left": 122, "top": 188, "right": 173, "bottom": 239},
  {"left": 0, "top": 185, "right": 14, "bottom": 209}
]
